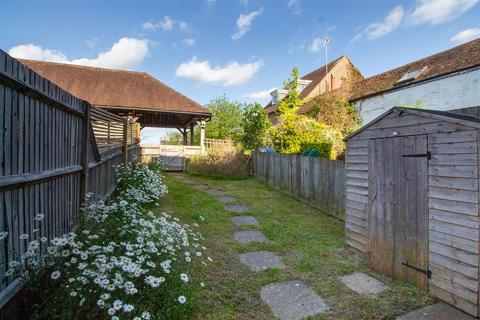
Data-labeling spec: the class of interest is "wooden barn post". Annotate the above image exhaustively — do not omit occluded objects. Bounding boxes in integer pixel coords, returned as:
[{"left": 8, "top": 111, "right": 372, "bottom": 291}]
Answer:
[{"left": 122, "top": 117, "right": 128, "bottom": 169}]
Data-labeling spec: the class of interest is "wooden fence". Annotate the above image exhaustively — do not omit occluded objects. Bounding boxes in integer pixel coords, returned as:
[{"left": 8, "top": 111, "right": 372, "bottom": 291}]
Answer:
[
  {"left": 253, "top": 152, "right": 345, "bottom": 220},
  {"left": 0, "top": 50, "right": 139, "bottom": 307}
]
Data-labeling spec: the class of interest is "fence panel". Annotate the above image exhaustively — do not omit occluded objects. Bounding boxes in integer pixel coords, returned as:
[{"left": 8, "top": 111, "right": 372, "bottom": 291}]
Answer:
[
  {"left": 0, "top": 51, "right": 140, "bottom": 308},
  {"left": 253, "top": 152, "right": 345, "bottom": 220},
  {"left": 0, "top": 51, "right": 85, "bottom": 303}
]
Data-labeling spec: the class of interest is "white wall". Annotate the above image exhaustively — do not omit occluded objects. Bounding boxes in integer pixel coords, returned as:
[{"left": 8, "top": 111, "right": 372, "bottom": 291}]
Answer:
[{"left": 354, "top": 67, "right": 480, "bottom": 125}]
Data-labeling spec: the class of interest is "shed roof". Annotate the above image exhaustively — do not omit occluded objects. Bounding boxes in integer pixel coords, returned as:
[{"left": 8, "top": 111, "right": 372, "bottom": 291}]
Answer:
[
  {"left": 350, "top": 38, "right": 480, "bottom": 101},
  {"left": 19, "top": 59, "right": 210, "bottom": 116},
  {"left": 344, "top": 107, "right": 480, "bottom": 141}
]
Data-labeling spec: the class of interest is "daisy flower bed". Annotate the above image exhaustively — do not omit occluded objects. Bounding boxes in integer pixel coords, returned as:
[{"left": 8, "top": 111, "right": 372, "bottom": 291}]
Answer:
[{"left": 7, "top": 161, "right": 209, "bottom": 320}]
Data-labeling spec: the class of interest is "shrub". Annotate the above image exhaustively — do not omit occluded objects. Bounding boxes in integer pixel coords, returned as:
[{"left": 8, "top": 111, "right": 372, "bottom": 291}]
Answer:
[
  {"left": 7, "top": 161, "right": 210, "bottom": 319},
  {"left": 305, "top": 95, "right": 361, "bottom": 135},
  {"left": 240, "top": 103, "right": 270, "bottom": 152},
  {"left": 186, "top": 144, "right": 248, "bottom": 179}
]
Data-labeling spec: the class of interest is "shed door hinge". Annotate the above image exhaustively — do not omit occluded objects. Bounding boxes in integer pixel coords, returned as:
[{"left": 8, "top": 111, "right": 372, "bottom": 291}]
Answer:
[
  {"left": 402, "top": 262, "right": 432, "bottom": 279},
  {"left": 401, "top": 151, "right": 431, "bottom": 160}
]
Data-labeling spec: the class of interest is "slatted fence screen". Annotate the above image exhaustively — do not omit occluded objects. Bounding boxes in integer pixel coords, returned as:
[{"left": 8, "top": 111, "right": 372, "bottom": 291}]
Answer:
[
  {"left": 0, "top": 50, "right": 139, "bottom": 307},
  {"left": 253, "top": 152, "right": 345, "bottom": 220}
]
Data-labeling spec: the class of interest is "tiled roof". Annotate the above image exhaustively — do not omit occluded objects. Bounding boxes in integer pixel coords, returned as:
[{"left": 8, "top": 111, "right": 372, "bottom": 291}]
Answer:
[
  {"left": 19, "top": 59, "right": 210, "bottom": 115},
  {"left": 263, "top": 56, "right": 344, "bottom": 114},
  {"left": 350, "top": 38, "right": 480, "bottom": 101}
]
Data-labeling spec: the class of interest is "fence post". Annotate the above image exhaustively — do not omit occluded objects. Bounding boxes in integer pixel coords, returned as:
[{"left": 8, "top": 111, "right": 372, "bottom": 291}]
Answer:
[
  {"left": 122, "top": 117, "right": 128, "bottom": 169},
  {"left": 79, "top": 101, "right": 90, "bottom": 211}
]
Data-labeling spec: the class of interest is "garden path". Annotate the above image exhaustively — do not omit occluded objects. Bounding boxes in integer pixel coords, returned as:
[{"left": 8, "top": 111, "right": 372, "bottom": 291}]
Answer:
[{"left": 168, "top": 173, "right": 473, "bottom": 320}]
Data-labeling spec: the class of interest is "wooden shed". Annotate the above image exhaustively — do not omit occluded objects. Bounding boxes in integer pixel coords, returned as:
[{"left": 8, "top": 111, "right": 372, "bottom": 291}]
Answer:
[{"left": 344, "top": 107, "right": 480, "bottom": 317}]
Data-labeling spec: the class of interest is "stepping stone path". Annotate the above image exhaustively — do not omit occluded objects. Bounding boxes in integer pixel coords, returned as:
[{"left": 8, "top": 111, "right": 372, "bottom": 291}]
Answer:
[
  {"left": 177, "top": 178, "right": 328, "bottom": 319},
  {"left": 225, "top": 204, "right": 248, "bottom": 212},
  {"left": 192, "top": 184, "right": 209, "bottom": 191},
  {"left": 216, "top": 195, "right": 237, "bottom": 203},
  {"left": 260, "top": 280, "right": 329, "bottom": 320},
  {"left": 234, "top": 231, "right": 267, "bottom": 244},
  {"left": 232, "top": 216, "right": 258, "bottom": 226},
  {"left": 396, "top": 303, "right": 475, "bottom": 320},
  {"left": 207, "top": 188, "right": 223, "bottom": 196},
  {"left": 239, "top": 251, "right": 285, "bottom": 271},
  {"left": 340, "top": 272, "right": 388, "bottom": 295}
]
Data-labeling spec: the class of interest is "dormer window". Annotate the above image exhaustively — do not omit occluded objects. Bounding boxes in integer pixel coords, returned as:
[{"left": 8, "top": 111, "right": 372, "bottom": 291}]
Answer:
[
  {"left": 297, "top": 79, "right": 312, "bottom": 92},
  {"left": 270, "top": 89, "right": 288, "bottom": 104},
  {"left": 395, "top": 66, "right": 427, "bottom": 85}
]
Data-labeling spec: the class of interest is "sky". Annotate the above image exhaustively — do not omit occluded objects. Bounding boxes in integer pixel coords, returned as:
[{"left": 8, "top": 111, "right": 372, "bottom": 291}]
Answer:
[{"left": 1, "top": 0, "right": 479, "bottom": 143}]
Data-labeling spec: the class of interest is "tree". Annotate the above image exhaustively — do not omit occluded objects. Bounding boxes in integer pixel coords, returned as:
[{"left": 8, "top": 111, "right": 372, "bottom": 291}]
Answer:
[
  {"left": 166, "top": 130, "right": 183, "bottom": 145},
  {"left": 271, "top": 67, "right": 306, "bottom": 153},
  {"left": 199, "top": 96, "right": 245, "bottom": 142},
  {"left": 240, "top": 103, "right": 270, "bottom": 151},
  {"left": 270, "top": 67, "right": 345, "bottom": 159}
]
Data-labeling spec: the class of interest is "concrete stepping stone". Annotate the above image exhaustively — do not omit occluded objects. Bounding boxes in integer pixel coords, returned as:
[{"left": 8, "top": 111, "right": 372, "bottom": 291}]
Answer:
[
  {"left": 340, "top": 272, "right": 388, "bottom": 295},
  {"left": 191, "top": 184, "right": 209, "bottom": 190},
  {"left": 232, "top": 216, "right": 259, "bottom": 226},
  {"left": 260, "top": 280, "right": 329, "bottom": 320},
  {"left": 395, "top": 303, "right": 475, "bottom": 320},
  {"left": 217, "top": 195, "right": 237, "bottom": 203},
  {"left": 207, "top": 188, "right": 223, "bottom": 196},
  {"left": 225, "top": 204, "right": 248, "bottom": 212},
  {"left": 234, "top": 231, "right": 267, "bottom": 244},
  {"left": 239, "top": 251, "right": 285, "bottom": 271}
]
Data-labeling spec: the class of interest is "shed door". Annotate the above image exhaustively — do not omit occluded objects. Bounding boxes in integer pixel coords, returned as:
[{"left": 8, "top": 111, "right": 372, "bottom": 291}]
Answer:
[{"left": 368, "top": 135, "right": 429, "bottom": 288}]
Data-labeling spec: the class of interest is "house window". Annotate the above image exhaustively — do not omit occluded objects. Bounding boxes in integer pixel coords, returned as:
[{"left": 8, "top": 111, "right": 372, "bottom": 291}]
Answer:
[{"left": 395, "top": 67, "right": 427, "bottom": 85}]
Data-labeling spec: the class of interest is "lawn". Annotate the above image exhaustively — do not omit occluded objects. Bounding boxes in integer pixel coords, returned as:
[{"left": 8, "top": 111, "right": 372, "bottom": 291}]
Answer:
[{"left": 159, "top": 173, "right": 434, "bottom": 320}]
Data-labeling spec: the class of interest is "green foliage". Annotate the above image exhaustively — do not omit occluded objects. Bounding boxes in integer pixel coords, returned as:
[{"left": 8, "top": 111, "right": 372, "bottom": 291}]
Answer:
[
  {"left": 269, "top": 67, "right": 343, "bottom": 159},
  {"left": 306, "top": 95, "right": 361, "bottom": 135},
  {"left": 197, "top": 96, "right": 245, "bottom": 143},
  {"left": 277, "top": 67, "right": 305, "bottom": 114},
  {"left": 240, "top": 103, "right": 271, "bottom": 151},
  {"left": 400, "top": 99, "right": 429, "bottom": 110},
  {"left": 167, "top": 130, "right": 183, "bottom": 145}
]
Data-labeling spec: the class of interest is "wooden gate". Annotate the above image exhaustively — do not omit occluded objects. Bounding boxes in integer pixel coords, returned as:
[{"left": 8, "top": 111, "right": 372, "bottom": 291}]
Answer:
[
  {"left": 368, "top": 135, "right": 429, "bottom": 288},
  {"left": 141, "top": 145, "right": 202, "bottom": 171}
]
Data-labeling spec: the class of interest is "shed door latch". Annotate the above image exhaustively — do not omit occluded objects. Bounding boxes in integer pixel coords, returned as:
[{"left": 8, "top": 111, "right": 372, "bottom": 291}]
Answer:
[
  {"left": 401, "top": 151, "right": 431, "bottom": 160},
  {"left": 402, "top": 262, "right": 432, "bottom": 279}
]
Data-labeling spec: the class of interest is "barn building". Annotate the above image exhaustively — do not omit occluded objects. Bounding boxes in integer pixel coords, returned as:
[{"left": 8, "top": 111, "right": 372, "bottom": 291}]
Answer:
[{"left": 344, "top": 107, "right": 480, "bottom": 316}]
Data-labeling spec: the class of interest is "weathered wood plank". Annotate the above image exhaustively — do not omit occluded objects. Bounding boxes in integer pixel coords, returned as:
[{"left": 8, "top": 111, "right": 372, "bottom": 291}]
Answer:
[{"left": 429, "top": 176, "right": 478, "bottom": 191}]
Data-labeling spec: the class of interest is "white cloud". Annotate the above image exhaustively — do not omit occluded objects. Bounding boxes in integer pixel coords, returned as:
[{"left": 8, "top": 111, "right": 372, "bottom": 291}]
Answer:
[
  {"left": 450, "top": 28, "right": 480, "bottom": 44},
  {"left": 309, "top": 38, "right": 323, "bottom": 53},
  {"left": 9, "top": 37, "right": 150, "bottom": 70},
  {"left": 287, "top": 0, "right": 302, "bottom": 15},
  {"left": 353, "top": 6, "right": 404, "bottom": 41},
  {"left": 175, "top": 57, "right": 264, "bottom": 86},
  {"left": 142, "top": 16, "right": 188, "bottom": 32},
  {"left": 244, "top": 87, "right": 276, "bottom": 100},
  {"left": 406, "top": 0, "right": 479, "bottom": 25},
  {"left": 182, "top": 38, "right": 196, "bottom": 46},
  {"left": 8, "top": 44, "right": 68, "bottom": 62},
  {"left": 232, "top": 8, "right": 263, "bottom": 40}
]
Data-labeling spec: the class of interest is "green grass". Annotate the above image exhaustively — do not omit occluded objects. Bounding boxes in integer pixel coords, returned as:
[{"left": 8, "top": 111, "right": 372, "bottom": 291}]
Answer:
[{"left": 159, "top": 173, "right": 435, "bottom": 320}]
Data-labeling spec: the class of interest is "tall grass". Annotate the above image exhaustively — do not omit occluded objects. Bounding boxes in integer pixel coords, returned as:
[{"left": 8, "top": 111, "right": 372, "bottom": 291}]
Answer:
[{"left": 186, "top": 144, "right": 248, "bottom": 179}]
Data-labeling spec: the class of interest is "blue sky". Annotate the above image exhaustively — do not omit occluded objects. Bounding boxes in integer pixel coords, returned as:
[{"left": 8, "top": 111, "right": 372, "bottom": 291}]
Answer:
[{"left": 1, "top": 0, "right": 479, "bottom": 142}]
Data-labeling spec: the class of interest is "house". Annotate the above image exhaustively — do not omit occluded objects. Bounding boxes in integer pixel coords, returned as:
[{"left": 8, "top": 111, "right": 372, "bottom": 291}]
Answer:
[
  {"left": 19, "top": 59, "right": 211, "bottom": 148},
  {"left": 350, "top": 38, "right": 480, "bottom": 125},
  {"left": 264, "top": 55, "right": 363, "bottom": 124}
]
